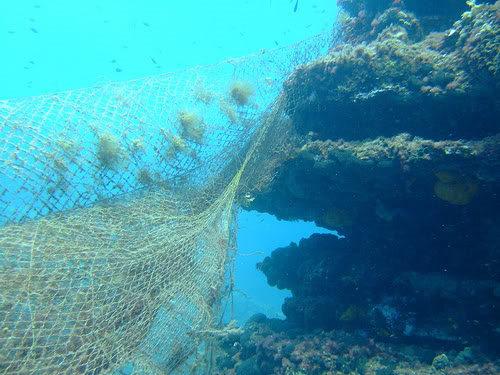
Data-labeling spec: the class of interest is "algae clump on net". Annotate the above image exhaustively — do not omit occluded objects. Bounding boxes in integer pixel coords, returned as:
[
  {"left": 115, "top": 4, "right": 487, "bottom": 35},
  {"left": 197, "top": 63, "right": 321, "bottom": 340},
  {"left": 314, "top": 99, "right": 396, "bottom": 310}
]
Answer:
[
  {"left": 97, "top": 131, "right": 127, "bottom": 169},
  {"left": 230, "top": 81, "right": 255, "bottom": 106},
  {"left": 178, "top": 110, "right": 206, "bottom": 144}
]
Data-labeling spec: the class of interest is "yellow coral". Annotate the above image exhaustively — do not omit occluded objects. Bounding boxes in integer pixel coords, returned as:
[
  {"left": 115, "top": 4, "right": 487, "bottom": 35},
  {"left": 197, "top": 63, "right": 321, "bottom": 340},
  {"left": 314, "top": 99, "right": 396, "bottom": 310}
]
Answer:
[
  {"left": 433, "top": 170, "right": 478, "bottom": 205},
  {"left": 230, "top": 81, "right": 254, "bottom": 106}
]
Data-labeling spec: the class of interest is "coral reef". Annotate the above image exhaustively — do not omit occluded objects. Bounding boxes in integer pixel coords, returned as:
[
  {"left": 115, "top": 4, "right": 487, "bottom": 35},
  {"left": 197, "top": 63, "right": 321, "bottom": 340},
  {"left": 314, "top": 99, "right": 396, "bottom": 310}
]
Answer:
[
  {"left": 236, "top": 0, "right": 500, "bottom": 370},
  {"left": 257, "top": 233, "right": 500, "bottom": 347},
  {"left": 337, "top": 0, "right": 497, "bottom": 43},
  {"left": 246, "top": 133, "right": 500, "bottom": 233},
  {"left": 285, "top": 1, "right": 499, "bottom": 141},
  {"left": 214, "top": 315, "right": 500, "bottom": 375}
]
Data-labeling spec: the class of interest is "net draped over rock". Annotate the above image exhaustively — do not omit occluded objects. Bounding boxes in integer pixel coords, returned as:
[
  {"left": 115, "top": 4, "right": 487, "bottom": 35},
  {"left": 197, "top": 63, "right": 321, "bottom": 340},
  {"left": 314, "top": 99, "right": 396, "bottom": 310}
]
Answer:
[{"left": 0, "top": 34, "right": 330, "bottom": 374}]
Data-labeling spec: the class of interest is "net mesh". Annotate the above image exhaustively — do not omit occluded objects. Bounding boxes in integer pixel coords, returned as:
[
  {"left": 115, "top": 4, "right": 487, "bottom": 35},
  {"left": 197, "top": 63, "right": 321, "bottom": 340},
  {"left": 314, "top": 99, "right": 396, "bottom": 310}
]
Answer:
[{"left": 0, "top": 33, "right": 331, "bottom": 374}]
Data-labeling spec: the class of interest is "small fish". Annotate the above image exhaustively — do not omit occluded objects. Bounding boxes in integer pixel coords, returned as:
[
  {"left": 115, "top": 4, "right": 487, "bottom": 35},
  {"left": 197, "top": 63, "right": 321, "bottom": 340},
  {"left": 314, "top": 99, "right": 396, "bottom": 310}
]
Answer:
[
  {"left": 30, "top": 27, "right": 38, "bottom": 34},
  {"left": 150, "top": 57, "right": 157, "bottom": 65},
  {"left": 294, "top": 0, "right": 298, "bottom": 12},
  {"left": 7, "top": 31, "right": 15, "bottom": 34},
  {"left": 115, "top": 68, "right": 122, "bottom": 73},
  {"left": 274, "top": 40, "right": 279, "bottom": 46},
  {"left": 29, "top": 60, "right": 35, "bottom": 65},
  {"left": 110, "top": 59, "right": 117, "bottom": 63},
  {"left": 143, "top": 21, "right": 150, "bottom": 27}
]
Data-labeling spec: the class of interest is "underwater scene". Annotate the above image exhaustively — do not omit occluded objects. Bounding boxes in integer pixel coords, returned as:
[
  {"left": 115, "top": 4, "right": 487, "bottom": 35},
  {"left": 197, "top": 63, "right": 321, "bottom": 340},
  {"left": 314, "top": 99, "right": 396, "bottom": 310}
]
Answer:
[{"left": 0, "top": 0, "right": 498, "bottom": 374}]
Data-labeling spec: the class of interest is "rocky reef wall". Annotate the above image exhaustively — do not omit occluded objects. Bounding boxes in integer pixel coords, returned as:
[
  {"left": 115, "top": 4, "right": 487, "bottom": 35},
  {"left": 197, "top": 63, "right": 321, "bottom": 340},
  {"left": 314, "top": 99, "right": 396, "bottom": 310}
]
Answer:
[
  {"left": 222, "top": 1, "right": 500, "bottom": 373},
  {"left": 286, "top": 1, "right": 499, "bottom": 141}
]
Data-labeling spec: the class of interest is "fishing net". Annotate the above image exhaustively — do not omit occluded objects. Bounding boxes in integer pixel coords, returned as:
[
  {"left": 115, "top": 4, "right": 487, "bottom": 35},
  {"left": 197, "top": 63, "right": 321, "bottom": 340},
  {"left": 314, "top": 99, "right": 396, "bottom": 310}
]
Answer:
[{"left": 0, "top": 33, "right": 331, "bottom": 374}]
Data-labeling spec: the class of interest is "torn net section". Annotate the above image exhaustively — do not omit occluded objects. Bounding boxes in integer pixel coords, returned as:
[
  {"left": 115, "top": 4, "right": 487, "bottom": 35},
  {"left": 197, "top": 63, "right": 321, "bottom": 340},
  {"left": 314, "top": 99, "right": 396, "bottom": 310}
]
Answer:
[{"left": 0, "top": 33, "right": 331, "bottom": 374}]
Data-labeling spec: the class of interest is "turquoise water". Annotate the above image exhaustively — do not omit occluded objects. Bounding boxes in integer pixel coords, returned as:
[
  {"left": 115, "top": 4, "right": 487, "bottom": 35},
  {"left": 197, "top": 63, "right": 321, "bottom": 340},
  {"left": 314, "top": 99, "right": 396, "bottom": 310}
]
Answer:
[
  {"left": 233, "top": 210, "right": 336, "bottom": 324},
  {"left": 0, "top": 0, "right": 336, "bottom": 98}
]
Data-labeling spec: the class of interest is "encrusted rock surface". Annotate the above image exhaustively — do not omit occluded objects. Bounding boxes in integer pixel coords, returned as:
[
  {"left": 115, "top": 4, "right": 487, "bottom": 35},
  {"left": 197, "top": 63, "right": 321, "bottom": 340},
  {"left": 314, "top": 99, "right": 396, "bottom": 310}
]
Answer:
[
  {"left": 258, "top": 233, "right": 500, "bottom": 346},
  {"left": 234, "top": 0, "right": 500, "bottom": 369},
  {"left": 284, "top": 2, "right": 499, "bottom": 141},
  {"left": 214, "top": 315, "right": 500, "bottom": 375}
]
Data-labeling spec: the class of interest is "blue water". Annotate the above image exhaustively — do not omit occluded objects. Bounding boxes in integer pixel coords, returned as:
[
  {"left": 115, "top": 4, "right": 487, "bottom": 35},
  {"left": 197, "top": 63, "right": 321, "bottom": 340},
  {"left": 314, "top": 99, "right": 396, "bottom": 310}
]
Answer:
[
  {"left": 1, "top": 0, "right": 338, "bottom": 324},
  {"left": 233, "top": 210, "right": 336, "bottom": 324},
  {"left": 0, "top": 0, "right": 336, "bottom": 99}
]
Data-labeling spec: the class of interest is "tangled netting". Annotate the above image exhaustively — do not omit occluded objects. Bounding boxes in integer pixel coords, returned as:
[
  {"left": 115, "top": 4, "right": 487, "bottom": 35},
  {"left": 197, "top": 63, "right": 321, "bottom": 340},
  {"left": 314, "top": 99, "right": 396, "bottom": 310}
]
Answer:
[{"left": 0, "top": 33, "right": 331, "bottom": 374}]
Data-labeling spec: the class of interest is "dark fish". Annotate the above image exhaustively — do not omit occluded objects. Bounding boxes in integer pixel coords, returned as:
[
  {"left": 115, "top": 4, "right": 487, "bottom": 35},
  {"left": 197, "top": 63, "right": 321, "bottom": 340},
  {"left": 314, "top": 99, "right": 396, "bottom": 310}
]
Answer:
[
  {"left": 294, "top": 0, "right": 298, "bottom": 12},
  {"left": 150, "top": 57, "right": 157, "bottom": 65},
  {"left": 143, "top": 22, "right": 150, "bottom": 27},
  {"left": 30, "top": 27, "right": 38, "bottom": 34},
  {"left": 274, "top": 40, "right": 279, "bottom": 46},
  {"left": 115, "top": 68, "right": 122, "bottom": 73}
]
